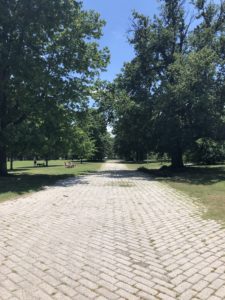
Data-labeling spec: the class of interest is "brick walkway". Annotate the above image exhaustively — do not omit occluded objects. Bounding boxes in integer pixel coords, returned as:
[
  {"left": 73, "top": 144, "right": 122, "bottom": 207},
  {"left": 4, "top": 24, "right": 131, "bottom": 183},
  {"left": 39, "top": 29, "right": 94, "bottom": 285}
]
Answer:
[{"left": 0, "top": 162, "right": 225, "bottom": 300}]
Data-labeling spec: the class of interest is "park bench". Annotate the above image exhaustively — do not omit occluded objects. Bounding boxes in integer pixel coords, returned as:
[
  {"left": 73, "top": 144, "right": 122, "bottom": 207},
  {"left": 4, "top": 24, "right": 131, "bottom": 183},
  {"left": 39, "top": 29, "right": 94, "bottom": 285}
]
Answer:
[
  {"left": 36, "top": 163, "right": 45, "bottom": 167},
  {"left": 64, "top": 162, "right": 76, "bottom": 168}
]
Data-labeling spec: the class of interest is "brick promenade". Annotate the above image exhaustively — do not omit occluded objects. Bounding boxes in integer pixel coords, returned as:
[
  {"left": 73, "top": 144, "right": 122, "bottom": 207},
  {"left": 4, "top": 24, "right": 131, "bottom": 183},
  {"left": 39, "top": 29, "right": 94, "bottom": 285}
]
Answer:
[{"left": 0, "top": 162, "right": 225, "bottom": 299}]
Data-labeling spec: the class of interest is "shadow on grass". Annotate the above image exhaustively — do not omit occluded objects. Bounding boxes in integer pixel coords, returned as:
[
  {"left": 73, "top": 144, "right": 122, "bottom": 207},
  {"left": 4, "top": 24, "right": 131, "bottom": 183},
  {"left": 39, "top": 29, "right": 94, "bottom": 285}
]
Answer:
[
  {"left": 118, "top": 160, "right": 169, "bottom": 165},
  {"left": 0, "top": 169, "right": 136, "bottom": 203},
  {"left": 0, "top": 173, "right": 90, "bottom": 202},
  {"left": 102, "top": 160, "right": 225, "bottom": 186},
  {"left": 14, "top": 165, "right": 63, "bottom": 171},
  {"left": 138, "top": 165, "right": 225, "bottom": 185},
  {"left": 78, "top": 164, "right": 225, "bottom": 186},
  {"left": 1, "top": 164, "right": 224, "bottom": 204}
]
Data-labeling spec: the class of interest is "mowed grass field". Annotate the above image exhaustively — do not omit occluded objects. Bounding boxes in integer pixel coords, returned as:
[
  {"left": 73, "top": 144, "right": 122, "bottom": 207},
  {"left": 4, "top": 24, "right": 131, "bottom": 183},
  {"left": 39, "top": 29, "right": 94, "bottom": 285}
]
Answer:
[
  {"left": 126, "top": 162, "right": 225, "bottom": 223},
  {"left": 0, "top": 160, "right": 102, "bottom": 203}
]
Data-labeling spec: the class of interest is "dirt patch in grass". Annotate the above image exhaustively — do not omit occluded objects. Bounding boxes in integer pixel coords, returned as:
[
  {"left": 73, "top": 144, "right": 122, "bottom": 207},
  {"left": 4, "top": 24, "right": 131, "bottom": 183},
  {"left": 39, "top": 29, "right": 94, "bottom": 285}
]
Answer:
[{"left": 106, "top": 181, "right": 135, "bottom": 187}]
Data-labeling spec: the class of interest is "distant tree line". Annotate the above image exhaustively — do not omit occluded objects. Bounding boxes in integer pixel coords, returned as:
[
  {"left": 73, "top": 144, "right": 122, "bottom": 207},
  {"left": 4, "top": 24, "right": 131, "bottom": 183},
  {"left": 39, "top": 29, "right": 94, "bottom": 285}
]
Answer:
[
  {"left": 8, "top": 108, "right": 114, "bottom": 169},
  {"left": 99, "top": 0, "right": 225, "bottom": 167}
]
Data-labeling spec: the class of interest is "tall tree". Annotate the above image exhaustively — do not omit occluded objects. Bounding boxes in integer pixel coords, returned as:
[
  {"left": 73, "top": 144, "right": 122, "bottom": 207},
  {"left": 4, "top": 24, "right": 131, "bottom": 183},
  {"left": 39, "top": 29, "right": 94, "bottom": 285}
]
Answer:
[
  {"left": 129, "top": 1, "right": 191, "bottom": 167},
  {"left": 113, "top": 0, "right": 225, "bottom": 167},
  {"left": 0, "top": 0, "right": 109, "bottom": 175},
  {"left": 73, "top": 107, "right": 112, "bottom": 161},
  {"left": 70, "top": 126, "right": 96, "bottom": 163}
]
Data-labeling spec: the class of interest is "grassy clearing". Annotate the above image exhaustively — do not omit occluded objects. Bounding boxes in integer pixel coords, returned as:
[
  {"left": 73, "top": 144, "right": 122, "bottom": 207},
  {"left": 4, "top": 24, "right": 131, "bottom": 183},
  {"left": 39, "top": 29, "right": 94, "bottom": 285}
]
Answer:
[
  {"left": 127, "top": 162, "right": 225, "bottom": 223},
  {"left": 0, "top": 160, "right": 102, "bottom": 203}
]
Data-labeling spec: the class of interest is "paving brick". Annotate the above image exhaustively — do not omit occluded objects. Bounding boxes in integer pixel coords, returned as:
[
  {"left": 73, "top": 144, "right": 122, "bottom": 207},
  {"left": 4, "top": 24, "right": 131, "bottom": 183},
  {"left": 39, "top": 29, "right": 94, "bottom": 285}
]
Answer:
[
  {"left": 215, "top": 286, "right": 225, "bottom": 298},
  {"left": 95, "top": 297, "right": 108, "bottom": 300},
  {"left": 209, "top": 278, "right": 224, "bottom": 290},
  {"left": 197, "top": 287, "right": 214, "bottom": 299},
  {"left": 1, "top": 279, "right": 18, "bottom": 292},
  {"left": 179, "top": 289, "right": 197, "bottom": 300},
  {"left": 39, "top": 282, "right": 57, "bottom": 295},
  {"left": 115, "top": 274, "right": 136, "bottom": 286},
  {"left": 58, "top": 284, "right": 77, "bottom": 297},
  {"left": 0, "top": 286, "right": 12, "bottom": 299},
  {"left": 137, "top": 291, "right": 157, "bottom": 299},
  {"left": 0, "top": 162, "right": 225, "bottom": 299},
  {"left": 192, "top": 279, "right": 209, "bottom": 292},
  {"left": 79, "top": 278, "right": 98, "bottom": 290},
  {"left": 97, "top": 287, "right": 119, "bottom": 300},
  {"left": 75, "top": 285, "right": 98, "bottom": 299},
  {"left": 135, "top": 283, "right": 158, "bottom": 296},
  {"left": 187, "top": 273, "right": 203, "bottom": 284},
  {"left": 158, "top": 293, "right": 176, "bottom": 300},
  {"left": 99, "top": 279, "right": 118, "bottom": 292},
  {"left": 116, "top": 288, "right": 139, "bottom": 300},
  {"left": 33, "top": 289, "right": 53, "bottom": 300},
  {"left": 116, "top": 281, "right": 138, "bottom": 294}
]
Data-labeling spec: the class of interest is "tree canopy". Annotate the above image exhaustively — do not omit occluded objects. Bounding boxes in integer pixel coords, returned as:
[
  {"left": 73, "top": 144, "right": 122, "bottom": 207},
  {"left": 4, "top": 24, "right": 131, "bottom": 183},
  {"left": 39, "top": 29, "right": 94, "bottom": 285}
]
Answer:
[
  {"left": 0, "top": 0, "right": 109, "bottom": 175},
  {"left": 107, "top": 0, "right": 225, "bottom": 167},
  {"left": 1, "top": 0, "right": 225, "bottom": 173}
]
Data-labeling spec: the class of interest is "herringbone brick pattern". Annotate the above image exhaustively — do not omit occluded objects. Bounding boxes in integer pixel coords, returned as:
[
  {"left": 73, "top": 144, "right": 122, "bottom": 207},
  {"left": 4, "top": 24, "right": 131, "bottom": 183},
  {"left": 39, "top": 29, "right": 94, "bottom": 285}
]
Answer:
[{"left": 0, "top": 162, "right": 225, "bottom": 299}]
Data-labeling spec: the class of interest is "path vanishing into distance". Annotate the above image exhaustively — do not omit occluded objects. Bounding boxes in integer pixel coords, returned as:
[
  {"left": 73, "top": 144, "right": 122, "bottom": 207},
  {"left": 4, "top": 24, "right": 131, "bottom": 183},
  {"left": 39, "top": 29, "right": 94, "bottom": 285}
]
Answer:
[{"left": 1, "top": 162, "right": 225, "bottom": 300}]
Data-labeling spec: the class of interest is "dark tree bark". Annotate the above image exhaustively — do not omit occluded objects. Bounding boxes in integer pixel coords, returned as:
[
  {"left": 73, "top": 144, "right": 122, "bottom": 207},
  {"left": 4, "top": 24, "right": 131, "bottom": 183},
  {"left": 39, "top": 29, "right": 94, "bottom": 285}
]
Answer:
[
  {"left": 10, "top": 154, "right": 13, "bottom": 171},
  {"left": 135, "top": 151, "right": 139, "bottom": 163},
  {"left": 45, "top": 159, "right": 48, "bottom": 167},
  {"left": 171, "top": 148, "right": 184, "bottom": 169},
  {"left": 0, "top": 145, "right": 8, "bottom": 176},
  {"left": 0, "top": 69, "right": 8, "bottom": 176},
  {"left": 135, "top": 150, "right": 145, "bottom": 163}
]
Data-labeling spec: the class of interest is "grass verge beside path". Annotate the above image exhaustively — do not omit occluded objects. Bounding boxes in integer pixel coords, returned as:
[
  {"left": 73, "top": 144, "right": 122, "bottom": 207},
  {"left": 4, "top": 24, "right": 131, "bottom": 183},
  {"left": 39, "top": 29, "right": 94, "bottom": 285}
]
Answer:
[
  {"left": 0, "top": 160, "right": 102, "bottom": 203},
  {"left": 126, "top": 162, "right": 225, "bottom": 223}
]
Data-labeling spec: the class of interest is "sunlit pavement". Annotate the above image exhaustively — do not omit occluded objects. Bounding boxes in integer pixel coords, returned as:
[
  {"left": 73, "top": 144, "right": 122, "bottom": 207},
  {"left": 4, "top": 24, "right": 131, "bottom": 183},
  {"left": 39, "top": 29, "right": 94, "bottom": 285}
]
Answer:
[{"left": 0, "top": 162, "right": 225, "bottom": 300}]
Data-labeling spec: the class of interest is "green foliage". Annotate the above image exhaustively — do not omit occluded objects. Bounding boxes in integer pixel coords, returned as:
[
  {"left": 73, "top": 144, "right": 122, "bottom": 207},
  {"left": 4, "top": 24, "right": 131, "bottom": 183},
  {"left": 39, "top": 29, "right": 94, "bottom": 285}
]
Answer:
[
  {"left": 0, "top": 0, "right": 109, "bottom": 175},
  {"left": 67, "top": 107, "right": 111, "bottom": 162},
  {"left": 187, "top": 138, "right": 225, "bottom": 164},
  {"left": 87, "top": 109, "right": 110, "bottom": 160},
  {"left": 70, "top": 127, "right": 96, "bottom": 162},
  {"left": 112, "top": 0, "right": 225, "bottom": 167}
]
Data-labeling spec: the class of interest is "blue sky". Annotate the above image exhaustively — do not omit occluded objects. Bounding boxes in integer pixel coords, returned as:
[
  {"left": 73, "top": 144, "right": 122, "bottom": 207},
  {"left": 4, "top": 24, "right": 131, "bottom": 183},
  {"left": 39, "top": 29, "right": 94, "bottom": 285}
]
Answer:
[
  {"left": 82, "top": 0, "right": 220, "bottom": 82},
  {"left": 83, "top": 0, "right": 160, "bottom": 82}
]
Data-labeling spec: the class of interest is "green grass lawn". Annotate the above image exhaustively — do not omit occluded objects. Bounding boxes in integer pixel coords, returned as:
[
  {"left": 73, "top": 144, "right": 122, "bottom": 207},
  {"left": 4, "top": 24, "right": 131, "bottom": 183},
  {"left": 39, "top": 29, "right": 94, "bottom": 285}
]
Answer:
[
  {"left": 127, "top": 162, "right": 225, "bottom": 223},
  {"left": 0, "top": 160, "right": 102, "bottom": 203}
]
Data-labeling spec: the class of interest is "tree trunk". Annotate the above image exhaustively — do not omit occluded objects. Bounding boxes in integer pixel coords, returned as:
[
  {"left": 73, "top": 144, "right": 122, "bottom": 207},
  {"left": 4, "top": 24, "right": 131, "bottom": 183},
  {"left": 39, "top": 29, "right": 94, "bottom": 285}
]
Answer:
[
  {"left": 136, "top": 150, "right": 144, "bottom": 163},
  {"left": 171, "top": 148, "right": 184, "bottom": 168},
  {"left": 45, "top": 159, "right": 48, "bottom": 167},
  {"left": 135, "top": 151, "right": 139, "bottom": 163},
  {"left": 0, "top": 146, "right": 7, "bottom": 176},
  {"left": 10, "top": 154, "right": 13, "bottom": 171}
]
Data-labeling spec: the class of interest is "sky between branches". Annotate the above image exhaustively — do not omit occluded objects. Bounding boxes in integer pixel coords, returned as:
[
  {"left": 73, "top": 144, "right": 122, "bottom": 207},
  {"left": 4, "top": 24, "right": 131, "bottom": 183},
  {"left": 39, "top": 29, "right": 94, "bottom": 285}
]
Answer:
[
  {"left": 83, "top": 0, "right": 221, "bottom": 82},
  {"left": 83, "top": 0, "right": 159, "bottom": 81}
]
